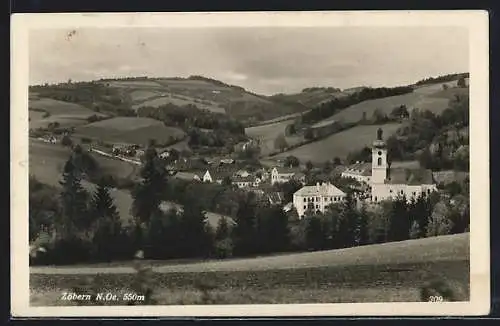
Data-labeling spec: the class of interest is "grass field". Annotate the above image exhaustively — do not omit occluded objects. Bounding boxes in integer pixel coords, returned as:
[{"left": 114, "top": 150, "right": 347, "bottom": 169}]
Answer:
[
  {"left": 29, "top": 140, "right": 136, "bottom": 188},
  {"left": 273, "top": 123, "right": 402, "bottom": 163},
  {"left": 318, "top": 83, "right": 467, "bottom": 125},
  {"left": 132, "top": 94, "right": 226, "bottom": 113},
  {"left": 29, "top": 98, "right": 104, "bottom": 129},
  {"left": 73, "top": 117, "right": 186, "bottom": 146},
  {"left": 245, "top": 120, "right": 304, "bottom": 156},
  {"left": 30, "top": 233, "right": 470, "bottom": 305}
]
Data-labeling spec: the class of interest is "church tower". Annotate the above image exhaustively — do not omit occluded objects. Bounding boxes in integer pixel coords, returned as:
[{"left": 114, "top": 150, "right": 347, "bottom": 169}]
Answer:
[{"left": 372, "top": 128, "right": 388, "bottom": 184}]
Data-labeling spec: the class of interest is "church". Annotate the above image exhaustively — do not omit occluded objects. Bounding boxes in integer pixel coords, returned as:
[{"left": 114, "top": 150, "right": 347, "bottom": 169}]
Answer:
[{"left": 350, "top": 128, "right": 438, "bottom": 202}]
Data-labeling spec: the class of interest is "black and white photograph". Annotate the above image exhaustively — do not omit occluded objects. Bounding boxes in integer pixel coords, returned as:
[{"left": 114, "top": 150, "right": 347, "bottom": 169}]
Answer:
[{"left": 11, "top": 11, "right": 489, "bottom": 317}]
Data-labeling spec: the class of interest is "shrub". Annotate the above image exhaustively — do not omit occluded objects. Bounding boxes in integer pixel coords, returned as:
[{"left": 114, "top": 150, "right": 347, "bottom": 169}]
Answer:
[{"left": 214, "top": 238, "right": 233, "bottom": 259}]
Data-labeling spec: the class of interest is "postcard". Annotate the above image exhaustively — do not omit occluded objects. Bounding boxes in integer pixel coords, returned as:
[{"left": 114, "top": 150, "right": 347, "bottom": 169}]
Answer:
[{"left": 11, "top": 10, "right": 490, "bottom": 317}]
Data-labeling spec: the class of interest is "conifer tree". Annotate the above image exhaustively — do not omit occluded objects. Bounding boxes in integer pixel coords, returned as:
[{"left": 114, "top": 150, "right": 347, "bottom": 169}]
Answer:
[
  {"left": 387, "top": 195, "right": 411, "bottom": 242},
  {"left": 59, "top": 158, "right": 89, "bottom": 239},
  {"left": 179, "top": 193, "right": 211, "bottom": 258},
  {"left": 90, "top": 180, "right": 122, "bottom": 261},
  {"left": 215, "top": 216, "right": 231, "bottom": 241},
  {"left": 305, "top": 215, "right": 326, "bottom": 251},
  {"left": 337, "top": 191, "right": 358, "bottom": 248},
  {"left": 231, "top": 192, "right": 258, "bottom": 256},
  {"left": 131, "top": 147, "right": 168, "bottom": 249},
  {"left": 354, "top": 202, "right": 369, "bottom": 246}
]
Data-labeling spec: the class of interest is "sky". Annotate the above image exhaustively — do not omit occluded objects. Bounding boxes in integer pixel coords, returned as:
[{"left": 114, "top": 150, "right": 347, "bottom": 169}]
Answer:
[{"left": 29, "top": 27, "right": 469, "bottom": 95}]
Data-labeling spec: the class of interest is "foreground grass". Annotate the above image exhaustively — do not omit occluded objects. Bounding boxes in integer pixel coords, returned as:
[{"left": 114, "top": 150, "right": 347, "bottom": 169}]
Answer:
[
  {"left": 30, "top": 258, "right": 469, "bottom": 305},
  {"left": 30, "top": 234, "right": 470, "bottom": 305}
]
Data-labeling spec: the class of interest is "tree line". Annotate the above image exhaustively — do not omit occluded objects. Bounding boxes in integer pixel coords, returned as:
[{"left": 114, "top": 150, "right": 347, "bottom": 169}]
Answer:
[
  {"left": 301, "top": 86, "right": 413, "bottom": 124},
  {"left": 30, "top": 142, "right": 469, "bottom": 266}
]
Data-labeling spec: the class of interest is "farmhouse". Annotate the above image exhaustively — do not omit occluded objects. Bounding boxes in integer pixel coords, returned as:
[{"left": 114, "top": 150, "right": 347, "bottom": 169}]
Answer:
[
  {"left": 367, "top": 128, "right": 438, "bottom": 202},
  {"left": 195, "top": 169, "right": 233, "bottom": 184},
  {"left": 270, "top": 167, "right": 306, "bottom": 185},
  {"left": 232, "top": 175, "right": 258, "bottom": 188},
  {"left": 293, "top": 182, "right": 346, "bottom": 218}
]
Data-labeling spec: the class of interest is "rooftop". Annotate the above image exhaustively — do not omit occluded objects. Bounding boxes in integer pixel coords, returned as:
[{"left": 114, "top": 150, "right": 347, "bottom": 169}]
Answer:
[
  {"left": 343, "top": 162, "right": 372, "bottom": 176},
  {"left": 386, "top": 168, "right": 435, "bottom": 185},
  {"left": 274, "top": 166, "right": 302, "bottom": 174},
  {"left": 294, "top": 182, "right": 346, "bottom": 197}
]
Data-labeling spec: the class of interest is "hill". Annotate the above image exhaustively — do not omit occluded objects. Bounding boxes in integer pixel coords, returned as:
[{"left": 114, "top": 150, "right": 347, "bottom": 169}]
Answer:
[
  {"left": 270, "top": 87, "right": 345, "bottom": 108},
  {"left": 73, "top": 117, "right": 186, "bottom": 146},
  {"left": 272, "top": 123, "right": 402, "bottom": 163},
  {"left": 30, "top": 76, "right": 308, "bottom": 125},
  {"left": 30, "top": 233, "right": 469, "bottom": 304},
  {"left": 318, "top": 81, "right": 465, "bottom": 126},
  {"left": 29, "top": 97, "right": 107, "bottom": 129}
]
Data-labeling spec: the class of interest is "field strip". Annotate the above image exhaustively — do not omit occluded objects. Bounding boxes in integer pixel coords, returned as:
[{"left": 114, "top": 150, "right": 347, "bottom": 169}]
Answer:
[
  {"left": 30, "top": 233, "right": 469, "bottom": 275},
  {"left": 90, "top": 148, "right": 141, "bottom": 166}
]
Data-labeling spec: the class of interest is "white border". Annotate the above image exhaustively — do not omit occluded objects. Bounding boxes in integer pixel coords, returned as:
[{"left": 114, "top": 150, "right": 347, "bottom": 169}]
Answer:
[{"left": 11, "top": 11, "right": 490, "bottom": 317}]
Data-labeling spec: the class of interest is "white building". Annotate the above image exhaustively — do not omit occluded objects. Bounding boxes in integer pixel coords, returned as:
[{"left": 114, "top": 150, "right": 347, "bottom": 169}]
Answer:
[
  {"left": 293, "top": 182, "right": 346, "bottom": 218},
  {"left": 270, "top": 167, "right": 306, "bottom": 185},
  {"left": 368, "top": 128, "right": 438, "bottom": 202}
]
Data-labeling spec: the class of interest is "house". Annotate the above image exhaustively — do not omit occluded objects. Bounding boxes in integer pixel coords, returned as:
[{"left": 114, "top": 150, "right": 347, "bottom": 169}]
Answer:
[
  {"left": 293, "top": 182, "right": 347, "bottom": 218},
  {"left": 341, "top": 162, "right": 372, "bottom": 184},
  {"left": 364, "top": 128, "right": 438, "bottom": 203},
  {"left": 234, "top": 169, "right": 251, "bottom": 178},
  {"left": 232, "top": 175, "right": 254, "bottom": 188},
  {"left": 270, "top": 167, "right": 305, "bottom": 185},
  {"left": 43, "top": 136, "right": 57, "bottom": 144},
  {"left": 196, "top": 169, "right": 234, "bottom": 184}
]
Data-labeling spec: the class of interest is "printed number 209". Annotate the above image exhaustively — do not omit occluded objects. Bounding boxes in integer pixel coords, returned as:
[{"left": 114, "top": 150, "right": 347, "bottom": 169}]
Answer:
[{"left": 429, "top": 295, "right": 444, "bottom": 302}]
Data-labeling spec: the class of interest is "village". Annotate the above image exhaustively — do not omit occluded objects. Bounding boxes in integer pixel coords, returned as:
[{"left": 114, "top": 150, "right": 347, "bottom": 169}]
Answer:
[{"left": 32, "top": 126, "right": 441, "bottom": 221}]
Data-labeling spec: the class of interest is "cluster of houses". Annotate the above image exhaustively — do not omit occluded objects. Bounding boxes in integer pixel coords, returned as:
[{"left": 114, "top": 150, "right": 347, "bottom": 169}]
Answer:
[{"left": 111, "top": 144, "right": 145, "bottom": 159}]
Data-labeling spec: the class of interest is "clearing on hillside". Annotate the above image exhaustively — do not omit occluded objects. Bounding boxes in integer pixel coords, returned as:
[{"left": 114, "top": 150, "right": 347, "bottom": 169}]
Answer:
[
  {"left": 29, "top": 140, "right": 136, "bottom": 188},
  {"left": 273, "top": 123, "right": 402, "bottom": 163},
  {"left": 318, "top": 83, "right": 467, "bottom": 125},
  {"left": 29, "top": 98, "right": 105, "bottom": 129},
  {"left": 245, "top": 120, "right": 303, "bottom": 156},
  {"left": 74, "top": 117, "right": 186, "bottom": 145},
  {"left": 132, "top": 94, "right": 226, "bottom": 114}
]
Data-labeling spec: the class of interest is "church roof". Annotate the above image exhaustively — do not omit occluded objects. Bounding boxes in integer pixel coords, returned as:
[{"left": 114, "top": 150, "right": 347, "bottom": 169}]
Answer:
[
  {"left": 386, "top": 168, "right": 435, "bottom": 185},
  {"left": 273, "top": 166, "right": 302, "bottom": 174}
]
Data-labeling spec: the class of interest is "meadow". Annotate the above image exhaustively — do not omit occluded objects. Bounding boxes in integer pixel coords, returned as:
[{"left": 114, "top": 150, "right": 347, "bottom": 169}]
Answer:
[
  {"left": 245, "top": 120, "right": 304, "bottom": 156},
  {"left": 29, "top": 140, "right": 136, "bottom": 187},
  {"left": 317, "top": 82, "right": 466, "bottom": 125},
  {"left": 73, "top": 117, "right": 186, "bottom": 146},
  {"left": 30, "top": 233, "right": 470, "bottom": 305},
  {"left": 273, "top": 123, "right": 402, "bottom": 163},
  {"left": 132, "top": 94, "right": 225, "bottom": 114},
  {"left": 29, "top": 98, "right": 105, "bottom": 129}
]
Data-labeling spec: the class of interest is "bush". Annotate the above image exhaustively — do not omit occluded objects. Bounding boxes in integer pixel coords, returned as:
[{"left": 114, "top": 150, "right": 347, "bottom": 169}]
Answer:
[{"left": 213, "top": 238, "right": 233, "bottom": 259}]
